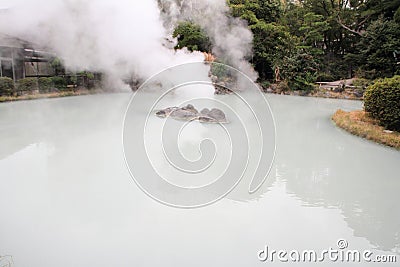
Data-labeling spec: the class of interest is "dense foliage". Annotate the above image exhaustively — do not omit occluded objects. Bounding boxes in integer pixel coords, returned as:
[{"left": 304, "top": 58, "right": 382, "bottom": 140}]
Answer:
[
  {"left": 0, "top": 75, "right": 97, "bottom": 96},
  {"left": 364, "top": 76, "right": 400, "bottom": 131},
  {"left": 0, "top": 77, "right": 14, "bottom": 96},
  {"left": 38, "top": 77, "right": 54, "bottom": 93},
  {"left": 173, "top": 0, "right": 400, "bottom": 89},
  {"left": 349, "top": 18, "right": 400, "bottom": 79},
  {"left": 51, "top": 76, "right": 68, "bottom": 90},
  {"left": 17, "top": 78, "right": 38, "bottom": 93},
  {"left": 279, "top": 52, "right": 318, "bottom": 91},
  {"left": 173, "top": 21, "right": 211, "bottom": 52}
]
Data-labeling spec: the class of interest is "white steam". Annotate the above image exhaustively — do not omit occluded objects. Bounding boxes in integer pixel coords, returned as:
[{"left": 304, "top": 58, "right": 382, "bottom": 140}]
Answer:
[
  {"left": 0, "top": 0, "right": 256, "bottom": 89},
  {"left": 159, "top": 0, "right": 257, "bottom": 80}
]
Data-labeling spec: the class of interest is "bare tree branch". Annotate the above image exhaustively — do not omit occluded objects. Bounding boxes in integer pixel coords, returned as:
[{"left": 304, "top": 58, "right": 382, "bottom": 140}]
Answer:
[
  {"left": 357, "top": 14, "right": 371, "bottom": 31},
  {"left": 337, "top": 16, "right": 365, "bottom": 36}
]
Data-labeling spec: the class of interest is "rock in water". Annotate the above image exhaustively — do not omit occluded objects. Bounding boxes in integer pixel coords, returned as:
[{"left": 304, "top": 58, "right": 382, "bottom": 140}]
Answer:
[
  {"left": 208, "top": 108, "right": 226, "bottom": 121},
  {"left": 182, "top": 104, "right": 196, "bottom": 111},
  {"left": 170, "top": 108, "right": 199, "bottom": 121},
  {"left": 199, "top": 108, "right": 228, "bottom": 123},
  {"left": 155, "top": 107, "right": 178, "bottom": 118},
  {"left": 200, "top": 108, "right": 210, "bottom": 115},
  {"left": 156, "top": 105, "right": 228, "bottom": 123}
]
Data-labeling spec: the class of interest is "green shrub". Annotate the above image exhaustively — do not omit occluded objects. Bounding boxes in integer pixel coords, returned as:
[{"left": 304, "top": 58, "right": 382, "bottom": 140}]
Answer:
[
  {"left": 78, "top": 71, "right": 95, "bottom": 80},
  {"left": 210, "top": 63, "right": 231, "bottom": 79},
  {"left": 38, "top": 77, "right": 54, "bottom": 93},
  {"left": 51, "top": 76, "right": 67, "bottom": 90},
  {"left": 0, "top": 77, "right": 14, "bottom": 96},
  {"left": 17, "top": 78, "right": 38, "bottom": 93},
  {"left": 280, "top": 53, "right": 318, "bottom": 91},
  {"left": 353, "top": 78, "right": 373, "bottom": 90},
  {"left": 364, "top": 76, "right": 400, "bottom": 131},
  {"left": 260, "top": 80, "right": 271, "bottom": 90},
  {"left": 70, "top": 75, "right": 78, "bottom": 85},
  {"left": 173, "top": 21, "right": 211, "bottom": 52}
]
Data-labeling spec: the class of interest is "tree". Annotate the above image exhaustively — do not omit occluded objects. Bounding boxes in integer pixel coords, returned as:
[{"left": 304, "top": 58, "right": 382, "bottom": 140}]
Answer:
[
  {"left": 228, "top": 0, "right": 295, "bottom": 80},
  {"left": 299, "top": 12, "right": 329, "bottom": 51},
  {"left": 349, "top": 17, "right": 400, "bottom": 78},
  {"left": 281, "top": 2, "right": 307, "bottom": 37},
  {"left": 279, "top": 51, "right": 319, "bottom": 90},
  {"left": 172, "top": 21, "right": 211, "bottom": 52},
  {"left": 228, "top": 0, "right": 282, "bottom": 24},
  {"left": 361, "top": 0, "right": 400, "bottom": 21},
  {"left": 225, "top": 0, "right": 400, "bottom": 86},
  {"left": 250, "top": 20, "right": 296, "bottom": 80}
]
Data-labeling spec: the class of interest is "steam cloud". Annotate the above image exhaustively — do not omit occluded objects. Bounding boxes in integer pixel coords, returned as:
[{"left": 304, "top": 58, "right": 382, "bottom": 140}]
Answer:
[
  {"left": 159, "top": 0, "right": 257, "bottom": 81},
  {"left": 0, "top": 0, "right": 256, "bottom": 89}
]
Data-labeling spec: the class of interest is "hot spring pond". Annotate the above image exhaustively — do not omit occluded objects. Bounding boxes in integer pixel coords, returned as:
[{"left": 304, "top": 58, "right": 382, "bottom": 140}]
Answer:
[{"left": 0, "top": 93, "right": 399, "bottom": 266}]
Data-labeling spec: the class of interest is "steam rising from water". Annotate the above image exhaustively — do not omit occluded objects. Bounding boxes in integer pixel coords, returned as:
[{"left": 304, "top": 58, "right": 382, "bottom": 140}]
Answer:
[
  {"left": 159, "top": 0, "right": 257, "bottom": 80},
  {"left": 0, "top": 0, "right": 256, "bottom": 88}
]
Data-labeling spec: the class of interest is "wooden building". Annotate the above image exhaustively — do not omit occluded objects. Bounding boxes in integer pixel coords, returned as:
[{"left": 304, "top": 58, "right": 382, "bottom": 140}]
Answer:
[{"left": 0, "top": 33, "right": 55, "bottom": 82}]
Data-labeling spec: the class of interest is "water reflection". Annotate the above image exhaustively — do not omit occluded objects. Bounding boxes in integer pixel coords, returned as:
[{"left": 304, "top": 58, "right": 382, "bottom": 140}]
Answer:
[
  {"left": 268, "top": 95, "right": 400, "bottom": 253},
  {"left": 0, "top": 93, "right": 399, "bottom": 266},
  {"left": 0, "top": 94, "right": 129, "bottom": 159}
]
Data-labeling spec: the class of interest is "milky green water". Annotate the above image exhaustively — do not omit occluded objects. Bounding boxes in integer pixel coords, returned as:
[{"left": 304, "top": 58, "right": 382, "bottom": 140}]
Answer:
[{"left": 0, "top": 93, "right": 399, "bottom": 266}]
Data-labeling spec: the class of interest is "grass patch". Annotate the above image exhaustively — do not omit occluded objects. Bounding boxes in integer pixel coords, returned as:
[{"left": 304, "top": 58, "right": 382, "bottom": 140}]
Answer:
[
  {"left": 0, "top": 89, "right": 102, "bottom": 103},
  {"left": 332, "top": 109, "right": 400, "bottom": 150}
]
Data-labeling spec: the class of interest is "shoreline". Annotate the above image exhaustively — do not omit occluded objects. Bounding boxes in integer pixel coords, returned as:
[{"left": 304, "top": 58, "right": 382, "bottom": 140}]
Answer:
[
  {"left": 0, "top": 89, "right": 104, "bottom": 103},
  {"left": 332, "top": 110, "right": 400, "bottom": 150},
  {"left": 0, "top": 87, "right": 363, "bottom": 103},
  {"left": 264, "top": 89, "right": 363, "bottom": 101}
]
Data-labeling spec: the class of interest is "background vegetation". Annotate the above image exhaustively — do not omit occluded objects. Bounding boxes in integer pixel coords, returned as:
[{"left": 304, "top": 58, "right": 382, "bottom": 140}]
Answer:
[
  {"left": 173, "top": 0, "right": 400, "bottom": 90},
  {"left": 16, "top": 78, "right": 38, "bottom": 93},
  {"left": 0, "top": 77, "right": 14, "bottom": 96}
]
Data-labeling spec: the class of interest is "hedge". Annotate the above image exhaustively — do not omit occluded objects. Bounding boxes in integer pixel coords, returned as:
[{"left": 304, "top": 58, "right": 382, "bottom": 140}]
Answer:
[
  {"left": 51, "top": 76, "right": 67, "bottom": 90},
  {"left": 38, "top": 77, "right": 54, "bottom": 93},
  {"left": 364, "top": 76, "right": 400, "bottom": 131},
  {"left": 17, "top": 78, "right": 38, "bottom": 93},
  {"left": 0, "top": 77, "right": 14, "bottom": 96}
]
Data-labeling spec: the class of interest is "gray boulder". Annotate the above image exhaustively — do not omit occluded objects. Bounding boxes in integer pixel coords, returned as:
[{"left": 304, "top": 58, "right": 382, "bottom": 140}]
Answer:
[{"left": 156, "top": 105, "right": 228, "bottom": 123}]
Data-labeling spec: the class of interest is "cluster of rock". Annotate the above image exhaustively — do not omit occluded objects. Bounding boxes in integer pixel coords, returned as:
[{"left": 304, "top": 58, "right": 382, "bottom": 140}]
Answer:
[
  {"left": 156, "top": 104, "right": 228, "bottom": 123},
  {"left": 209, "top": 74, "right": 235, "bottom": 95}
]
